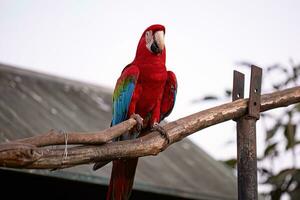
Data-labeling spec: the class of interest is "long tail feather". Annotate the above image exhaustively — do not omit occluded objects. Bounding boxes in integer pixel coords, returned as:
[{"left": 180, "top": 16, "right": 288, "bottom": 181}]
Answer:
[
  {"left": 106, "top": 158, "right": 138, "bottom": 200},
  {"left": 93, "top": 161, "right": 111, "bottom": 170}
]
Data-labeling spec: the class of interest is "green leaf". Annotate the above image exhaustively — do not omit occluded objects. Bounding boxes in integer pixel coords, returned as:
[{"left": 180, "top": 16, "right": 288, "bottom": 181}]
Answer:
[
  {"left": 222, "top": 158, "right": 237, "bottom": 169},
  {"left": 289, "top": 188, "right": 300, "bottom": 200},
  {"left": 261, "top": 112, "right": 277, "bottom": 119},
  {"left": 264, "top": 142, "right": 278, "bottom": 157},
  {"left": 272, "top": 84, "right": 281, "bottom": 90},
  {"left": 295, "top": 103, "right": 300, "bottom": 112},
  {"left": 258, "top": 167, "right": 272, "bottom": 176},
  {"left": 202, "top": 96, "right": 219, "bottom": 101},
  {"left": 291, "top": 169, "right": 300, "bottom": 182},
  {"left": 267, "top": 64, "right": 281, "bottom": 72},
  {"left": 268, "top": 169, "right": 300, "bottom": 200},
  {"left": 292, "top": 65, "right": 300, "bottom": 81},
  {"left": 266, "top": 169, "right": 295, "bottom": 186},
  {"left": 191, "top": 95, "right": 219, "bottom": 103},
  {"left": 284, "top": 123, "right": 297, "bottom": 150},
  {"left": 270, "top": 188, "right": 284, "bottom": 200},
  {"left": 225, "top": 89, "right": 232, "bottom": 97},
  {"left": 266, "top": 122, "right": 282, "bottom": 141}
]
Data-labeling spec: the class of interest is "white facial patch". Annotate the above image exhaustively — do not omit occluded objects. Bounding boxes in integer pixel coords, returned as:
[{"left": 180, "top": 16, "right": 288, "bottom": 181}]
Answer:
[{"left": 145, "top": 30, "right": 154, "bottom": 52}]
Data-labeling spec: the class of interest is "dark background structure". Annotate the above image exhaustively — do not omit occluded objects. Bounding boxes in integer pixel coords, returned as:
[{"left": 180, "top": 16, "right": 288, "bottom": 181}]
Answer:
[{"left": 0, "top": 63, "right": 238, "bottom": 200}]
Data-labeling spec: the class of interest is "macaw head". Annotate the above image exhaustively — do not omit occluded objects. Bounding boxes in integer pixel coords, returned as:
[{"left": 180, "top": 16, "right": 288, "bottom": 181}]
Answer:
[
  {"left": 143, "top": 24, "right": 165, "bottom": 54},
  {"left": 134, "top": 24, "right": 166, "bottom": 64}
]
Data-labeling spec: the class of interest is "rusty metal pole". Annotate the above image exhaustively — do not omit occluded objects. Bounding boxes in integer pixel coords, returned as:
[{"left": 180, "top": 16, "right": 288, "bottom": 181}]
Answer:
[{"left": 233, "top": 66, "right": 262, "bottom": 200}]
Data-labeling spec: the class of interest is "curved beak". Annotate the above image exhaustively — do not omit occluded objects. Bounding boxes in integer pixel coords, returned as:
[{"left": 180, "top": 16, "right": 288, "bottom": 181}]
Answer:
[{"left": 151, "top": 30, "right": 165, "bottom": 54}]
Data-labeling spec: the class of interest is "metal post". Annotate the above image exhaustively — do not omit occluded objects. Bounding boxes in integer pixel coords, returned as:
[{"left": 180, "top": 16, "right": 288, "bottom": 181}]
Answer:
[{"left": 232, "top": 66, "right": 262, "bottom": 200}]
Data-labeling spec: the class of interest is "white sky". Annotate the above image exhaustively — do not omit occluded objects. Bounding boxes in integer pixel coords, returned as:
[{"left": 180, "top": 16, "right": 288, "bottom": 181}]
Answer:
[{"left": 1, "top": 0, "right": 300, "bottom": 179}]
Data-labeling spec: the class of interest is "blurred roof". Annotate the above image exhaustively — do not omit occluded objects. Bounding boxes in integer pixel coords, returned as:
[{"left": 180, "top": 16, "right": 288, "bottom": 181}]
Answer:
[{"left": 0, "top": 63, "right": 237, "bottom": 200}]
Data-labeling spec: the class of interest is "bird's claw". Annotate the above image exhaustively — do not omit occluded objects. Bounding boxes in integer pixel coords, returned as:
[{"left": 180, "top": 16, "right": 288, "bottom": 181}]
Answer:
[
  {"left": 151, "top": 123, "right": 170, "bottom": 144},
  {"left": 130, "top": 114, "right": 143, "bottom": 132}
]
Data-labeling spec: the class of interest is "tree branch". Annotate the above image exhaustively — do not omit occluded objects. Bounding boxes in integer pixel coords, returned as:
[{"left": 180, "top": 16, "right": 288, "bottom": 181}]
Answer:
[
  {"left": 14, "top": 118, "right": 137, "bottom": 147},
  {"left": 0, "top": 86, "right": 299, "bottom": 169}
]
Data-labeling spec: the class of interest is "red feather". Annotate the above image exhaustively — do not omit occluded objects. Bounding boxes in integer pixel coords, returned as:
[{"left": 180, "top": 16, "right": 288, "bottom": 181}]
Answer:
[
  {"left": 160, "top": 71, "right": 177, "bottom": 121},
  {"left": 106, "top": 159, "right": 138, "bottom": 200},
  {"left": 106, "top": 24, "right": 177, "bottom": 200}
]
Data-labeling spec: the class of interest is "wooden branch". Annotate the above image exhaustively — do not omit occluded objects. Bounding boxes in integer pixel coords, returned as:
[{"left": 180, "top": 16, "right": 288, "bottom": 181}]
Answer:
[
  {"left": 14, "top": 118, "right": 137, "bottom": 147},
  {"left": 0, "top": 86, "right": 299, "bottom": 169}
]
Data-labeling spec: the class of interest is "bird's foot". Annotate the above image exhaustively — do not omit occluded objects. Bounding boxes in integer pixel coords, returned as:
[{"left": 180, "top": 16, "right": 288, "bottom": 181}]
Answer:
[
  {"left": 151, "top": 122, "right": 170, "bottom": 144},
  {"left": 130, "top": 114, "right": 143, "bottom": 132}
]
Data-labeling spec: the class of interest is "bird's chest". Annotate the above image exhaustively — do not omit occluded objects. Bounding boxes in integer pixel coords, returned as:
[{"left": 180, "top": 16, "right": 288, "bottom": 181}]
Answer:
[
  {"left": 137, "top": 70, "right": 167, "bottom": 109},
  {"left": 141, "top": 70, "right": 167, "bottom": 89}
]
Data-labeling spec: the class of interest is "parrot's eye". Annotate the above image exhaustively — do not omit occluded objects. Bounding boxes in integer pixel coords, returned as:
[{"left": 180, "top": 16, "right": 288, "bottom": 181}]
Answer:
[{"left": 145, "top": 31, "right": 151, "bottom": 38}]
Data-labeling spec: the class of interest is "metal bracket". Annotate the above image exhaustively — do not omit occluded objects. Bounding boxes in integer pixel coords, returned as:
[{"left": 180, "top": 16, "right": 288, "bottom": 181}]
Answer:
[
  {"left": 248, "top": 65, "right": 262, "bottom": 119},
  {"left": 232, "top": 70, "right": 245, "bottom": 121},
  {"left": 232, "top": 70, "right": 245, "bottom": 101}
]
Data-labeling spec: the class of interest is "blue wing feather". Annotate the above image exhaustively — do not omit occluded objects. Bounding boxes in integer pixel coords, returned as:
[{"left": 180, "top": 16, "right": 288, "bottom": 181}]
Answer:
[{"left": 111, "top": 65, "right": 139, "bottom": 127}]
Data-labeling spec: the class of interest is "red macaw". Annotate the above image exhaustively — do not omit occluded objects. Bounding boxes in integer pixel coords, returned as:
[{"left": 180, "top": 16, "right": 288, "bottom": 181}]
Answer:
[{"left": 105, "top": 24, "right": 177, "bottom": 200}]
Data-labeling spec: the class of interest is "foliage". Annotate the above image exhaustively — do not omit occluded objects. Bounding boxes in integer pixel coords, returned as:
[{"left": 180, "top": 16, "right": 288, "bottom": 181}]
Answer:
[{"left": 196, "top": 61, "right": 300, "bottom": 199}]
